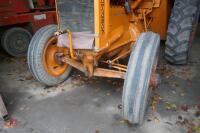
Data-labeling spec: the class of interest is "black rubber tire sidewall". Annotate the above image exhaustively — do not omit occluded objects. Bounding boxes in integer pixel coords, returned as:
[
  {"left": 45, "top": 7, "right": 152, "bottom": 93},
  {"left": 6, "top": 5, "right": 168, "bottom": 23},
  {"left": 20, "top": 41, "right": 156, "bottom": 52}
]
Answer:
[
  {"left": 1, "top": 27, "right": 32, "bottom": 57},
  {"left": 165, "top": 0, "right": 200, "bottom": 65}
]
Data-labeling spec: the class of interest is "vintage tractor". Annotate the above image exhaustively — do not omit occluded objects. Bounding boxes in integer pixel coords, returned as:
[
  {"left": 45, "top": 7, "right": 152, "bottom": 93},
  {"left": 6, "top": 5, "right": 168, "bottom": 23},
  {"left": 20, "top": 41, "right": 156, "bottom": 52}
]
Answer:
[{"left": 27, "top": 0, "right": 200, "bottom": 124}]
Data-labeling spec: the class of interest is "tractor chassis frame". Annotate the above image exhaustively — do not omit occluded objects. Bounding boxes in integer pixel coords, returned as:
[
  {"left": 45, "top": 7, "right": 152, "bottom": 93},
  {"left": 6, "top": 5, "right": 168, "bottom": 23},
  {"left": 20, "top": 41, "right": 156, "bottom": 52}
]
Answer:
[{"left": 60, "top": 55, "right": 159, "bottom": 88}]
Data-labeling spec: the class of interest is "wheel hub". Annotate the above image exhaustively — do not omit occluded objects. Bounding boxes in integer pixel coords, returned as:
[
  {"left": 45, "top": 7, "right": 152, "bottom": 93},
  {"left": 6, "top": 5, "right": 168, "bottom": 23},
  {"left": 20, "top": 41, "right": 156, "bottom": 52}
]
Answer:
[
  {"left": 43, "top": 37, "right": 69, "bottom": 77},
  {"left": 15, "top": 39, "right": 26, "bottom": 50}
]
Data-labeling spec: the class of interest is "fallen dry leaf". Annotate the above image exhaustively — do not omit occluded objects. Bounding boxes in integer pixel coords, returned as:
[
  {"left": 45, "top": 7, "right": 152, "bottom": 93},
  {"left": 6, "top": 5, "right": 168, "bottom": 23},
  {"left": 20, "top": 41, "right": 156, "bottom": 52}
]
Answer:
[
  {"left": 186, "top": 79, "right": 192, "bottom": 86},
  {"left": 195, "top": 111, "right": 200, "bottom": 117},
  {"left": 39, "top": 93, "right": 47, "bottom": 97},
  {"left": 157, "top": 65, "right": 174, "bottom": 79},
  {"left": 95, "top": 130, "right": 100, "bottom": 133},
  {"left": 106, "top": 92, "right": 111, "bottom": 96},
  {"left": 25, "top": 107, "right": 30, "bottom": 111},
  {"left": 18, "top": 79, "right": 24, "bottom": 81},
  {"left": 4, "top": 119, "right": 17, "bottom": 129},
  {"left": 25, "top": 75, "right": 33, "bottom": 80},
  {"left": 165, "top": 102, "right": 177, "bottom": 110},
  {"left": 115, "top": 87, "right": 121, "bottom": 92},
  {"left": 19, "top": 107, "right": 25, "bottom": 111},
  {"left": 106, "top": 80, "right": 112, "bottom": 83},
  {"left": 195, "top": 126, "right": 200, "bottom": 133},
  {"left": 172, "top": 90, "right": 176, "bottom": 94},
  {"left": 151, "top": 94, "right": 162, "bottom": 111},
  {"left": 186, "top": 122, "right": 195, "bottom": 133},
  {"left": 180, "top": 93, "right": 185, "bottom": 97},
  {"left": 119, "top": 120, "right": 126, "bottom": 124},
  {"left": 181, "top": 104, "right": 189, "bottom": 112}
]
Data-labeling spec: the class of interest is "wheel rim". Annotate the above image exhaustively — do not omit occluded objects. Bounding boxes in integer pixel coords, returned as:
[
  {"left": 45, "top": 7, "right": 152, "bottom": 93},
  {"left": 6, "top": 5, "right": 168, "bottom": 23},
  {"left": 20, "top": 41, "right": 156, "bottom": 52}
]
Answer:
[
  {"left": 3, "top": 28, "right": 32, "bottom": 56},
  {"left": 43, "top": 37, "right": 69, "bottom": 77},
  {"left": 14, "top": 37, "right": 26, "bottom": 50}
]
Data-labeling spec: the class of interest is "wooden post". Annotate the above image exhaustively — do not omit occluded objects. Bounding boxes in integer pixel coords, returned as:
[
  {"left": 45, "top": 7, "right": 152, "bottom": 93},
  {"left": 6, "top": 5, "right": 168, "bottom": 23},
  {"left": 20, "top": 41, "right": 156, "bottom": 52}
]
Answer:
[{"left": 0, "top": 95, "right": 8, "bottom": 121}]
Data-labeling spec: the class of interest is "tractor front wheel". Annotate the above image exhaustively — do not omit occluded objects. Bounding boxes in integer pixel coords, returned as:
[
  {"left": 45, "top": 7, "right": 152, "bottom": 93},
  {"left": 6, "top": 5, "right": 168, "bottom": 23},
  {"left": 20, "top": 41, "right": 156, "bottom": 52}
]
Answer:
[
  {"left": 27, "top": 25, "right": 72, "bottom": 86},
  {"left": 122, "top": 32, "right": 160, "bottom": 125}
]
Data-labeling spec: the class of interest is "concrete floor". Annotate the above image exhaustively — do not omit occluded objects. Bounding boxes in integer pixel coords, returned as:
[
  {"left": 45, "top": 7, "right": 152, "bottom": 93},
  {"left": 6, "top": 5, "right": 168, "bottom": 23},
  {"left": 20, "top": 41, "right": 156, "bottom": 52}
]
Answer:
[{"left": 0, "top": 27, "right": 199, "bottom": 133}]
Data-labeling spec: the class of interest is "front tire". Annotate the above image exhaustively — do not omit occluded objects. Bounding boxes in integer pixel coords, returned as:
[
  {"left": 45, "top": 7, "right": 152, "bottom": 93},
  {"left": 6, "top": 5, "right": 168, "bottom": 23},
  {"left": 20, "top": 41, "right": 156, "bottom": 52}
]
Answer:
[
  {"left": 27, "top": 25, "right": 72, "bottom": 86},
  {"left": 122, "top": 32, "right": 160, "bottom": 125}
]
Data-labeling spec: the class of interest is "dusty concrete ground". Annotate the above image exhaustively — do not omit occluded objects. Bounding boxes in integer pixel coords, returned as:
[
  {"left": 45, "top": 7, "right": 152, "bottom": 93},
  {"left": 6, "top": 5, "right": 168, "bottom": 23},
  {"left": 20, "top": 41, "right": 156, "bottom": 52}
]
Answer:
[{"left": 0, "top": 27, "right": 199, "bottom": 133}]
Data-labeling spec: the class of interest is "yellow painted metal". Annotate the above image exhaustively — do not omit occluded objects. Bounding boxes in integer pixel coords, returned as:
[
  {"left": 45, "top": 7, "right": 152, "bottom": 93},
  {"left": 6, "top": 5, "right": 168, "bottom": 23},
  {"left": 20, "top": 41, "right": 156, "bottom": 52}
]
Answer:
[
  {"left": 94, "top": 0, "right": 110, "bottom": 50},
  {"left": 67, "top": 30, "right": 75, "bottom": 59},
  {"left": 53, "top": 0, "right": 172, "bottom": 78},
  {"left": 93, "top": 0, "right": 170, "bottom": 53},
  {"left": 56, "top": 0, "right": 170, "bottom": 54},
  {"left": 54, "top": 0, "right": 60, "bottom": 30},
  {"left": 94, "top": 0, "right": 101, "bottom": 50},
  {"left": 148, "top": 0, "right": 171, "bottom": 40}
]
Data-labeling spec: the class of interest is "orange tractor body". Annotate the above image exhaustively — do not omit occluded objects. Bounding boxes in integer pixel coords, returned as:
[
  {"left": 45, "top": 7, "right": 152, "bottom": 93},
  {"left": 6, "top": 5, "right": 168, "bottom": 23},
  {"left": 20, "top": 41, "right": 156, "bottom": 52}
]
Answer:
[{"left": 52, "top": 0, "right": 171, "bottom": 79}]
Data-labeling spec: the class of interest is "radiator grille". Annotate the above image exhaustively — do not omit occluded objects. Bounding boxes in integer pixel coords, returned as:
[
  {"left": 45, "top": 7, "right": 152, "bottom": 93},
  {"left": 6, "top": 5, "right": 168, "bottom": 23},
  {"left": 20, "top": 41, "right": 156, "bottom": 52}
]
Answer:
[{"left": 57, "top": 0, "right": 94, "bottom": 32}]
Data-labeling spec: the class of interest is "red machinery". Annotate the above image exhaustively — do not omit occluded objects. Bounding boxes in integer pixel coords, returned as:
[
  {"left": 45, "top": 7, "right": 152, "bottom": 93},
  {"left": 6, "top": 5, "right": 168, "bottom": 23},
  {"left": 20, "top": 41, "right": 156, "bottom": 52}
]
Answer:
[{"left": 0, "top": 0, "right": 56, "bottom": 57}]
